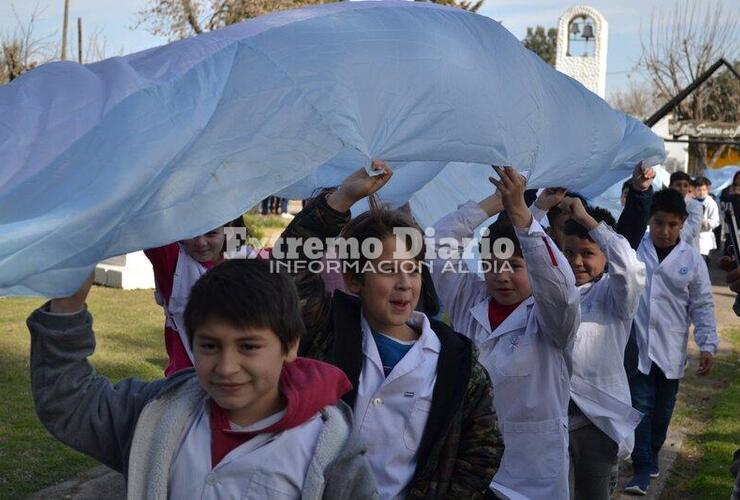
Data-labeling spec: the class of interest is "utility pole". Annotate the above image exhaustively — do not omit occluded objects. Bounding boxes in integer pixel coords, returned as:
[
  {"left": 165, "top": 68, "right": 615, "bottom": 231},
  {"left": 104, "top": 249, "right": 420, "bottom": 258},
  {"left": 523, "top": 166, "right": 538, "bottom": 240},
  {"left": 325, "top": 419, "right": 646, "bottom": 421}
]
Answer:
[
  {"left": 77, "top": 17, "right": 82, "bottom": 63},
  {"left": 61, "top": 0, "right": 70, "bottom": 60}
]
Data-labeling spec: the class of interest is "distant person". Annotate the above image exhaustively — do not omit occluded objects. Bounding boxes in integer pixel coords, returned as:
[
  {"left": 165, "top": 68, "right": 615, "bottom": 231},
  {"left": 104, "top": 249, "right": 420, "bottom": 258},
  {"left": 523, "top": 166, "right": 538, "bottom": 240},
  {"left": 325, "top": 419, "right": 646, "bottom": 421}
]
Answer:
[{"left": 693, "top": 176, "right": 720, "bottom": 264}]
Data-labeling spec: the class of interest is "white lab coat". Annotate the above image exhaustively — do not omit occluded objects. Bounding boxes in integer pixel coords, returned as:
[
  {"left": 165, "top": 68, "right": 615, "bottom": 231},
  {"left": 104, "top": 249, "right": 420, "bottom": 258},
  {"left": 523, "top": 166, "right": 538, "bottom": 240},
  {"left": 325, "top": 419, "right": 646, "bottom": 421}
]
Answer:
[
  {"left": 431, "top": 202, "right": 580, "bottom": 500},
  {"left": 681, "top": 197, "right": 703, "bottom": 252},
  {"left": 698, "top": 196, "right": 720, "bottom": 255},
  {"left": 355, "top": 311, "right": 439, "bottom": 500},
  {"left": 568, "top": 223, "right": 645, "bottom": 458},
  {"left": 634, "top": 233, "right": 719, "bottom": 379},
  {"left": 169, "top": 403, "right": 322, "bottom": 499}
]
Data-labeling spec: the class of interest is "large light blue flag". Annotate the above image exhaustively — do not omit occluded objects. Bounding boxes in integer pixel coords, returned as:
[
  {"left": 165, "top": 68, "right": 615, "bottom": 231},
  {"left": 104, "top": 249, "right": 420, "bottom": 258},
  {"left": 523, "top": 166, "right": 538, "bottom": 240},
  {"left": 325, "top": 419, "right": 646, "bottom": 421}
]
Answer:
[{"left": 0, "top": 1, "right": 664, "bottom": 296}]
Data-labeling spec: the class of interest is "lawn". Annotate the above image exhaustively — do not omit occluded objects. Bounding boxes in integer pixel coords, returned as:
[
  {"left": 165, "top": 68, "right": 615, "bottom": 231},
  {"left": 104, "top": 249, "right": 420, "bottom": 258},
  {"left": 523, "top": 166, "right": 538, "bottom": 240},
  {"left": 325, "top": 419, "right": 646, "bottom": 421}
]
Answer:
[
  {"left": 661, "top": 327, "right": 740, "bottom": 500},
  {"left": 0, "top": 287, "right": 166, "bottom": 498}
]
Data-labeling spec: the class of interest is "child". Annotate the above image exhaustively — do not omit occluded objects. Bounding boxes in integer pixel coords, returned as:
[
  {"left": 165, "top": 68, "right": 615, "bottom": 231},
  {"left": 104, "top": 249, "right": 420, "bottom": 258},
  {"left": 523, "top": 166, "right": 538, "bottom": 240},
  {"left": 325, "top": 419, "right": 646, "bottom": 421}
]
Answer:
[
  {"left": 28, "top": 259, "right": 376, "bottom": 499},
  {"left": 276, "top": 161, "right": 502, "bottom": 499},
  {"left": 668, "top": 171, "right": 703, "bottom": 251},
  {"left": 557, "top": 197, "right": 646, "bottom": 500},
  {"left": 693, "top": 176, "right": 721, "bottom": 263},
  {"left": 623, "top": 188, "right": 718, "bottom": 495},
  {"left": 430, "top": 166, "right": 580, "bottom": 500},
  {"left": 145, "top": 216, "right": 250, "bottom": 375}
]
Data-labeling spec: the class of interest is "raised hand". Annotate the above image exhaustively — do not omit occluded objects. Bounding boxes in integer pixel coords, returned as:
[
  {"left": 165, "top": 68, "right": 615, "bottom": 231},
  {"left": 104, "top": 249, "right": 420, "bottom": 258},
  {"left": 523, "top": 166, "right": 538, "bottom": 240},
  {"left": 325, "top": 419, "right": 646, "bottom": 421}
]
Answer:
[
  {"left": 490, "top": 166, "right": 530, "bottom": 228},
  {"left": 557, "top": 196, "right": 597, "bottom": 230},
  {"left": 631, "top": 162, "right": 656, "bottom": 192},
  {"left": 327, "top": 160, "right": 393, "bottom": 212},
  {"left": 50, "top": 271, "right": 95, "bottom": 314},
  {"left": 534, "top": 187, "right": 568, "bottom": 211}
]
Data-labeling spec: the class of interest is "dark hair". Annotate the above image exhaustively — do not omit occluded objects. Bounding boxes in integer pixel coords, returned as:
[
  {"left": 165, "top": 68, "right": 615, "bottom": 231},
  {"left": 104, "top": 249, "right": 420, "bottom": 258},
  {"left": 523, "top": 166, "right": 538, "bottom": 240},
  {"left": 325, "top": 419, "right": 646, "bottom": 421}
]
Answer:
[
  {"left": 184, "top": 259, "right": 305, "bottom": 353},
  {"left": 546, "top": 191, "right": 589, "bottom": 227},
  {"left": 669, "top": 171, "right": 692, "bottom": 186},
  {"left": 650, "top": 188, "right": 688, "bottom": 218},
  {"left": 694, "top": 176, "right": 712, "bottom": 188},
  {"left": 339, "top": 201, "right": 426, "bottom": 281},
  {"left": 563, "top": 205, "right": 617, "bottom": 240},
  {"left": 480, "top": 216, "right": 523, "bottom": 259}
]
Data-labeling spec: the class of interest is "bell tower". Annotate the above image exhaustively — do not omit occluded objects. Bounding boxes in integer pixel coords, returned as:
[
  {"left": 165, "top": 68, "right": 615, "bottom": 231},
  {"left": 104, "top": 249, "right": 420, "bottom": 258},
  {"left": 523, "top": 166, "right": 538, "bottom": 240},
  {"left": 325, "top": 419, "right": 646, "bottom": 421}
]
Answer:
[{"left": 555, "top": 6, "right": 608, "bottom": 98}]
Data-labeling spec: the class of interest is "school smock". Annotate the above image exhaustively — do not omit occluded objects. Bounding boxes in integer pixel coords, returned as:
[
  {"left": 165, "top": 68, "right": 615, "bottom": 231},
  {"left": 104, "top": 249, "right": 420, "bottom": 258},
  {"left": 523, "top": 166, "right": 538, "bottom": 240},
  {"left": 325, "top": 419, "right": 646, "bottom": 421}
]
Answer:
[
  {"left": 431, "top": 201, "right": 580, "bottom": 500},
  {"left": 169, "top": 405, "right": 321, "bottom": 499},
  {"left": 568, "top": 223, "right": 645, "bottom": 457},
  {"left": 355, "top": 311, "right": 439, "bottom": 499},
  {"left": 634, "top": 233, "right": 719, "bottom": 379},
  {"left": 147, "top": 243, "right": 212, "bottom": 371},
  {"left": 697, "top": 196, "right": 720, "bottom": 255}
]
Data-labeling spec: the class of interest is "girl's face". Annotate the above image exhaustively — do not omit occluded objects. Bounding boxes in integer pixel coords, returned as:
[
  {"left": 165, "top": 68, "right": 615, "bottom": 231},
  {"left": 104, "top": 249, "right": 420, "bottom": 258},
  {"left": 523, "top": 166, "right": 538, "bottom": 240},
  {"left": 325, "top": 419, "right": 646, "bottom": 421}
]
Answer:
[
  {"left": 345, "top": 236, "right": 422, "bottom": 338},
  {"left": 183, "top": 228, "right": 225, "bottom": 263},
  {"left": 484, "top": 255, "right": 532, "bottom": 305}
]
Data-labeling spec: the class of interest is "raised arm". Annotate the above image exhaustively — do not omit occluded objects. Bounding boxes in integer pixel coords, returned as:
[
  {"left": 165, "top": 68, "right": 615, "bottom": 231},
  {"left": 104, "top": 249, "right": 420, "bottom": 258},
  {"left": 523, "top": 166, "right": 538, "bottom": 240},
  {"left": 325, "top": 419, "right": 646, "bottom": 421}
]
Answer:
[
  {"left": 559, "top": 196, "right": 646, "bottom": 319},
  {"left": 493, "top": 167, "right": 580, "bottom": 350},
  {"left": 29, "top": 275, "right": 169, "bottom": 473},
  {"left": 429, "top": 180, "right": 504, "bottom": 331},
  {"left": 617, "top": 163, "right": 655, "bottom": 249}
]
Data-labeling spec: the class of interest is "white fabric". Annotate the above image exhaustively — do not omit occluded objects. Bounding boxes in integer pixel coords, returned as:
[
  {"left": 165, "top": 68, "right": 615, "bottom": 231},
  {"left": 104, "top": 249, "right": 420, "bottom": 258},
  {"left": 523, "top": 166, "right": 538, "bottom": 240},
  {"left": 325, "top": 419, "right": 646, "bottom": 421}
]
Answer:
[
  {"left": 430, "top": 202, "right": 580, "bottom": 500},
  {"left": 169, "top": 401, "right": 322, "bottom": 500},
  {"left": 355, "top": 311, "right": 439, "bottom": 499},
  {"left": 698, "top": 196, "right": 720, "bottom": 255},
  {"left": 634, "top": 233, "right": 719, "bottom": 379},
  {"left": 0, "top": 1, "right": 664, "bottom": 296},
  {"left": 567, "top": 223, "right": 645, "bottom": 458}
]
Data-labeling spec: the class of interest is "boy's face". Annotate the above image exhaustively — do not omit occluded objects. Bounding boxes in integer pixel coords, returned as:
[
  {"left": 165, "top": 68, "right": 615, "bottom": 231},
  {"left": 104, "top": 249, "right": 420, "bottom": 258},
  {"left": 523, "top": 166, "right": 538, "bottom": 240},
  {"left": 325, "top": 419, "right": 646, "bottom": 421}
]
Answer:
[
  {"left": 562, "top": 235, "right": 607, "bottom": 286},
  {"left": 484, "top": 255, "right": 532, "bottom": 305},
  {"left": 670, "top": 180, "right": 692, "bottom": 198},
  {"left": 346, "top": 236, "right": 422, "bottom": 332},
  {"left": 695, "top": 185, "right": 709, "bottom": 199},
  {"left": 183, "top": 228, "right": 225, "bottom": 263},
  {"left": 649, "top": 211, "right": 685, "bottom": 249},
  {"left": 192, "top": 319, "right": 297, "bottom": 426}
]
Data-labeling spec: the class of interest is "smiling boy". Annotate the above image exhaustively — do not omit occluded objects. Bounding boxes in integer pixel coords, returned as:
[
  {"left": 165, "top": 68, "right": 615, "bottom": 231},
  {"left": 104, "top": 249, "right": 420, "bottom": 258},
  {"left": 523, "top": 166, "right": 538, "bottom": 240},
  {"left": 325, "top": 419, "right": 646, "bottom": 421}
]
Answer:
[{"left": 28, "top": 259, "right": 377, "bottom": 499}]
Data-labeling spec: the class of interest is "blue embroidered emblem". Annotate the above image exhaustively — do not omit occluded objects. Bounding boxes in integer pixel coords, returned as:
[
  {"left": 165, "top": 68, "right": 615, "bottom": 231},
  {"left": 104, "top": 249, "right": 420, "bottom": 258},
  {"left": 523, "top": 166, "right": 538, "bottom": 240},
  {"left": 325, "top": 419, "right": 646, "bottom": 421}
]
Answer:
[{"left": 680, "top": 267, "right": 688, "bottom": 275}]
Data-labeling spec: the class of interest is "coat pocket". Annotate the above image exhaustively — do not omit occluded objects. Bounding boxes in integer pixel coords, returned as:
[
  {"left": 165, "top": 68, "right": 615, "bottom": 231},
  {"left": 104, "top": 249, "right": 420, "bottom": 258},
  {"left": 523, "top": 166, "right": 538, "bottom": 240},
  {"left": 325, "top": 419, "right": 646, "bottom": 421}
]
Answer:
[
  {"left": 403, "top": 398, "right": 433, "bottom": 451},
  {"left": 502, "top": 419, "right": 566, "bottom": 479}
]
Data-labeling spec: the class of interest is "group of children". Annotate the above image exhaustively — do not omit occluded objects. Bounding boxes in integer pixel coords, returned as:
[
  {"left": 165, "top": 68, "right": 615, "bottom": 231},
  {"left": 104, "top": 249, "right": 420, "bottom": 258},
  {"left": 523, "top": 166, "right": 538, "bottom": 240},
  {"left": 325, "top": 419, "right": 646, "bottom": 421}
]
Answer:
[{"left": 28, "top": 160, "right": 719, "bottom": 499}]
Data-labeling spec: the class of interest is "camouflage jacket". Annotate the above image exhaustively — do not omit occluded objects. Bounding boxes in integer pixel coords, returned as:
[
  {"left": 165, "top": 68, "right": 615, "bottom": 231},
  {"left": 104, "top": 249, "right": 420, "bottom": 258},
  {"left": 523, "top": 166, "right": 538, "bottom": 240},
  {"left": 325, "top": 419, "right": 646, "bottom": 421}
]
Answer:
[{"left": 274, "top": 194, "right": 504, "bottom": 499}]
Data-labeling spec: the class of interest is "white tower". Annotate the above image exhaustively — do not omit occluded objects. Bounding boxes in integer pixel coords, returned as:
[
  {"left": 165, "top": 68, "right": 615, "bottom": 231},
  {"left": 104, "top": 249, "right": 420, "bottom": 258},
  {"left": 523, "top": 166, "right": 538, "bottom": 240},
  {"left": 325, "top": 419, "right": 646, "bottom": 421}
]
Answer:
[{"left": 555, "top": 6, "right": 608, "bottom": 98}]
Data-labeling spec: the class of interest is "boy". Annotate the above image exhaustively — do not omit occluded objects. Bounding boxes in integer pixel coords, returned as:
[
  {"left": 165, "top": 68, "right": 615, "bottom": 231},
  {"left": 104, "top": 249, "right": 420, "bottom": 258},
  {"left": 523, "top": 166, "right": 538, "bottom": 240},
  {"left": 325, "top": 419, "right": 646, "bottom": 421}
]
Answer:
[
  {"left": 430, "top": 166, "right": 581, "bottom": 499},
  {"left": 28, "top": 259, "right": 377, "bottom": 499},
  {"left": 623, "top": 188, "right": 718, "bottom": 495},
  {"left": 693, "top": 176, "right": 721, "bottom": 263},
  {"left": 557, "top": 197, "right": 646, "bottom": 500},
  {"left": 668, "top": 171, "right": 703, "bottom": 251},
  {"left": 275, "top": 162, "right": 502, "bottom": 499}
]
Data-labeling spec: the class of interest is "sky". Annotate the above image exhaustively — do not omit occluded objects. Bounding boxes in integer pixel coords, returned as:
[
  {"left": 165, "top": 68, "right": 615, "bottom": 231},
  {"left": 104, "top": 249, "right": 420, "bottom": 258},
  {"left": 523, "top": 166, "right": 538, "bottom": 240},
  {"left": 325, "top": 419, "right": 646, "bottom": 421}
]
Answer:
[{"left": 1, "top": 0, "right": 737, "bottom": 97}]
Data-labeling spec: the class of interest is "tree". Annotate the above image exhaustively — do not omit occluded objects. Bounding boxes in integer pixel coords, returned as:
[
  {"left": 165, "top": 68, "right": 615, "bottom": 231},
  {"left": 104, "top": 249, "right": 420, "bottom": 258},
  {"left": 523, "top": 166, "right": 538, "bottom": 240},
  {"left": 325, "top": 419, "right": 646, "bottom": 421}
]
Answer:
[
  {"left": 640, "top": 0, "right": 739, "bottom": 171},
  {"left": 608, "top": 80, "right": 656, "bottom": 119},
  {"left": 1, "top": 6, "right": 55, "bottom": 84},
  {"left": 420, "top": 0, "right": 485, "bottom": 12},
  {"left": 136, "top": 0, "right": 341, "bottom": 40},
  {"left": 522, "top": 26, "right": 557, "bottom": 66}
]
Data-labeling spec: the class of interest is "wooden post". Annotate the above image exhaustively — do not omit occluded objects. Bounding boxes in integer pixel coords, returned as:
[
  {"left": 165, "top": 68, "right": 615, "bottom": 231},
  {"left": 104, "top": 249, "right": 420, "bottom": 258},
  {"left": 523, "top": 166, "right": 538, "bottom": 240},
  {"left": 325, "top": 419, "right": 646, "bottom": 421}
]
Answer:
[
  {"left": 61, "top": 0, "right": 70, "bottom": 60},
  {"left": 77, "top": 17, "right": 82, "bottom": 63}
]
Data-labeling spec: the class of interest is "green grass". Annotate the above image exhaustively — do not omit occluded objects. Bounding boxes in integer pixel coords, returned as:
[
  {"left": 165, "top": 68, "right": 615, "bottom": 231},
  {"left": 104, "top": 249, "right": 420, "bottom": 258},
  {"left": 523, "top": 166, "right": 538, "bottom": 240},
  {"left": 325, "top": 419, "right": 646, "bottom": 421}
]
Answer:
[
  {"left": 243, "top": 212, "right": 289, "bottom": 240},
  {"left": 661, "top": 327, "right": 740, "bottom": 499},
  {"left": 0, "top": 287, "right": 166, "bottom": 498}
]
